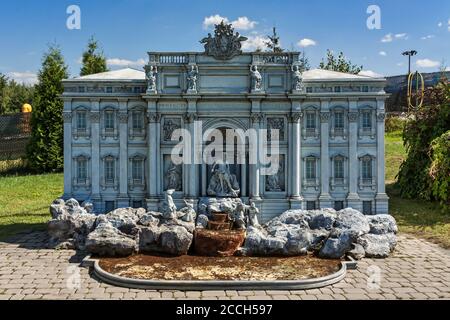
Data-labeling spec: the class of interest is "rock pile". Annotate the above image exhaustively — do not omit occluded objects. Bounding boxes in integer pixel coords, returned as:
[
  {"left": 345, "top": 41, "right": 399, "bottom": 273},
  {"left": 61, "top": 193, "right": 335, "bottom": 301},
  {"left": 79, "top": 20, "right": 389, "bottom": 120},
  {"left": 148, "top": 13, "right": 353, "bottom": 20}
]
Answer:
[{"left": 48, "top": 199, "right": 398, "bottom": 259}]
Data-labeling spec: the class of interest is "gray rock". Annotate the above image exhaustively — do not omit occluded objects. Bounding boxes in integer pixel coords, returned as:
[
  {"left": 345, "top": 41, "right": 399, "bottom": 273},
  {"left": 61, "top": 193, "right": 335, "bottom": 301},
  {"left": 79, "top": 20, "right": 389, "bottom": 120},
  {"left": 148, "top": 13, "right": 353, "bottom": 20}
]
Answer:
[
  {"left": 106, "top": 208, "right": 140, "bottom": 235},
  {"left": 319, "top": 231, "right": 353, "bottom": 259},
  {"left": 85, "top": 217, "right": 136, "bottom": 257},
  {"left": 81, "top": 200, "right": 94, "bottom": 214},
  {"left": 138, "top": 213, "right": 160, "bottom": 227},
  {"left": 367, "top": 215, "right": 398, "bottom": 235},
  {"left": 159, "top": 226, "right": 193, "bottom": 256},
  {"left": 196, "top": 214, "right": 209, "bottom": 229},
  {"left": 283, "top": 229, "right": 312, "bottom": 255},
  {"left": 50, "top": 199, "right": 66, "bottom": 219},
  {"left": 348, "top": 243, "right": 366, "bottom": 260},
  {"left": 334, "top": 208, "right": 370, "bottom": 238},
  {"left": 275, "top": 210, "right": 311, "bottom": 227},
  {"left": 357, "top": 233, "right": 397, "bottom": 258},
  {"left": 164, "top": 219, "right": 196, "bottom": 234},
  {"left": 309, "top": 211, "right": 337, "bottom": 230},
  {"left": 137, "top": 225, "right": 162, "bottom": 252}
]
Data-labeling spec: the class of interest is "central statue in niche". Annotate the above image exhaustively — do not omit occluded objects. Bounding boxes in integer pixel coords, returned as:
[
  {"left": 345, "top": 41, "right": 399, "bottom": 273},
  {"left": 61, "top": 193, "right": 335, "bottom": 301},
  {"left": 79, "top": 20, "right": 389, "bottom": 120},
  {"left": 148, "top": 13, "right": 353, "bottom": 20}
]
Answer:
[{"left": 207, "top": 159, "right": 240, "bottom": 198}]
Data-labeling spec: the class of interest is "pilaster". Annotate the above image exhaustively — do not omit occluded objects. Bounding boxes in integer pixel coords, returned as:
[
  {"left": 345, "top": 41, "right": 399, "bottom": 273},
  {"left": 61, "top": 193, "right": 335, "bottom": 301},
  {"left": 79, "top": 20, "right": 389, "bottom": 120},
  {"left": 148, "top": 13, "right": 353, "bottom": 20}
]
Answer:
[
  {"left": 117, "top": 98, "right": 129, "bottom": 208},
  {"left": 319, "top": 99, "right": 332, "bottom": 208},
  {"left": 63, "top": 98, "right": 73, "bottom": 199},
  {"left": 347, "top": 98, "right": 361, "bottom": 211},
  {"left": 90, "top": 99, "right": 101, "bottom": 209},
  {"left": 376, "top": 98, "right": 389, "bottom": 214}
]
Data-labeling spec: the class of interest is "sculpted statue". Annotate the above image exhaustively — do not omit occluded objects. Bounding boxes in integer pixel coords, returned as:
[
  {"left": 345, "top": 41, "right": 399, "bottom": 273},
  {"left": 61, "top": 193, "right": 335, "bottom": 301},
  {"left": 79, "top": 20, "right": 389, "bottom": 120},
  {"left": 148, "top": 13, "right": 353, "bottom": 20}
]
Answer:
[
  {"left": 159, "top": 189, "right": 177, "bottom": 219},
  {"left": 163, "top": 119, "right": 180, "bottom": 141},
  {"left": 207, "top": 159, "right": 240, "bottom": 198},
  {"left": 232, "top": 203, "right": 247, "bottom": 230},
  {"left": 186, "top": 65, "right": 199, "bottom": 92},
  {"left": 165, "top": 163, "right": 181, "bottom": 191},
  {"left": 144, "top": 65, "right": 158, "bottom": 93},
  {"left": 250, "top": 65, "right": 262, "bottom": 92},
  {"left": 266, "top": 160, "right": 283, "bottom": 192},
  {"left": 247, "top": 202, "right": 260, "bottom": 227},
  {"left": 292, "top": 65, "right": 304, "bottom": 92},
  {"left": 178, "top": 199, "right": 197, "bottom": 223},
  {"left": 200, "top": 21, "right": 247, "bottom": 60}
]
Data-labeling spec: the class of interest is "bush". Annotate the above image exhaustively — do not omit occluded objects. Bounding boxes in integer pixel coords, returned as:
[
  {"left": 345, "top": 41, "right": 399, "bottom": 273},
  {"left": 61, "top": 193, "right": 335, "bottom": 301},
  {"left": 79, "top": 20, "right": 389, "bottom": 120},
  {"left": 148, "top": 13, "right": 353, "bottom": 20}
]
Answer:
[
  {"left": 385, "top": 116, "right": 407, "bottom": 133},
  {"left": 397, "top": 81, "right": 450, "bottom": 208},
  {"left": 429, "top": 131, "right": 450, "bottom": 211}
]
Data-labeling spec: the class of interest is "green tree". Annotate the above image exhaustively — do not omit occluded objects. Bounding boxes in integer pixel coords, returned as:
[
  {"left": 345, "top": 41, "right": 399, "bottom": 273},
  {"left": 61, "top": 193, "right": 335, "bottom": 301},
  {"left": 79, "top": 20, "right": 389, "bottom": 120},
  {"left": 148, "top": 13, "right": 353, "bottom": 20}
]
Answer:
[
  {"left": 265, "top": 27, "right": 284, "bottom": 53},
  {"left": 319, "top": 50, "right": 362, "bottom": 74},
  {"left": 298, "top": 51, "right": 311, "bottom": 72},
  {"left": 80, "top": 36, "right": 108, "bottom": 76},
  {"left": 26, "top": 45, "right": 68, "bottom": 172},
  {"left": 0, "top": 73, "right": 8, "bottom": 114}
]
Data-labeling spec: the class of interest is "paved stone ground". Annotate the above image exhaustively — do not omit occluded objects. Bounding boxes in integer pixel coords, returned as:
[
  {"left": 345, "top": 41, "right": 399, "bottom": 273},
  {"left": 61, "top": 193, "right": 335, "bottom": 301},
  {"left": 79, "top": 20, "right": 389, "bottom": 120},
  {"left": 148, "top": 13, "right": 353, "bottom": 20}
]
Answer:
[{"left": 0, "top": 231, "right": 449, "bottom": 300}]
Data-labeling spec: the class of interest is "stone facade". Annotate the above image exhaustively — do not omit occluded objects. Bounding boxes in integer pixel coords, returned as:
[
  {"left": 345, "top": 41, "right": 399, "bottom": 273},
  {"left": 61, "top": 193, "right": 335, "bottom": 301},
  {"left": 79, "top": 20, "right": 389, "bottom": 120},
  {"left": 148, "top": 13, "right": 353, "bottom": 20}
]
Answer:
[{"left": 62, "top": 42, "right": 389, "bottom": 221}]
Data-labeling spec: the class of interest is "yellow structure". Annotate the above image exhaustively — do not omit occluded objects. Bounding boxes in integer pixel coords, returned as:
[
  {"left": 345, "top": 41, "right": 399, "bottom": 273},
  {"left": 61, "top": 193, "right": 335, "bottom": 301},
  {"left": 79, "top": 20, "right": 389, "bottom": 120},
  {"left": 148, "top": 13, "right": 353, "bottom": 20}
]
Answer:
[{"left": 21, "top": 103, "right": 32, "bottom": 113}]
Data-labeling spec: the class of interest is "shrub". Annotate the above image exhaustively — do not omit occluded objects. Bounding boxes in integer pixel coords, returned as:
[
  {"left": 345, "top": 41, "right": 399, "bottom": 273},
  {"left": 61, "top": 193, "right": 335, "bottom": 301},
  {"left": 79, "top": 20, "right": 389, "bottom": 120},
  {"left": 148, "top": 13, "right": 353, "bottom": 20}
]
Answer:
[
  {"left": 429, "top": 131, "right": 450, "bottom": 211},
  {"left": 385, "top": 116, "right": 407, "bottom": 133},
  {"left": 397, "top": 80, "right": 450, "bottom": 206}
]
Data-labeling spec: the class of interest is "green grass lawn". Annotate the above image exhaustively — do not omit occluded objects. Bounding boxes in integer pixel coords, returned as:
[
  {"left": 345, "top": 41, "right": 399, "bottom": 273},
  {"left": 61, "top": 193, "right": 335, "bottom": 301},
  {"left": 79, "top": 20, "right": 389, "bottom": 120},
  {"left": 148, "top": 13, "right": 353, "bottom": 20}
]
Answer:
[
  {"left": 0, "top": 173, "right": 63, "bottom": 241},
  {"left": 0, "top": 131, "right": 448, "bottom": 248},
  {"left": 386, "top": 131, "right": 450, "bottom": 248}
]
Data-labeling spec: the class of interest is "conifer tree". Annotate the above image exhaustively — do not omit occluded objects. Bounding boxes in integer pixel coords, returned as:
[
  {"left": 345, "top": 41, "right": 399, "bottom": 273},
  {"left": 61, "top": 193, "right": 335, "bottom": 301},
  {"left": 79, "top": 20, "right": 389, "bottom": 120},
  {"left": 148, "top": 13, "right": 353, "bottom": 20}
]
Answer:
[{"left": 80, "top": 36, "right": 108, "bottom": 76}]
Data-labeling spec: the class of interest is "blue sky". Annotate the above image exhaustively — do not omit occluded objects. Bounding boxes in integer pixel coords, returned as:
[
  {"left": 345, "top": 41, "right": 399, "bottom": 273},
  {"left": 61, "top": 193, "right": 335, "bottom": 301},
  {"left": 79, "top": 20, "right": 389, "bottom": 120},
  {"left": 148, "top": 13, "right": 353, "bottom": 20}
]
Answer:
[{"left": 1, "top": 0, "right": 449, "bottom": 84}]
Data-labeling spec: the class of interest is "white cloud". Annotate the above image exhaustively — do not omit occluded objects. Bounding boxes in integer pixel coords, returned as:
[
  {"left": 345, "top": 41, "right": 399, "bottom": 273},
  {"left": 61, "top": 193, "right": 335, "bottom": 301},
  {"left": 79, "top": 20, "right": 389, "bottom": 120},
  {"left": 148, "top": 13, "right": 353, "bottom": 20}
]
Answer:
[
  {"left": 381, "top": 33, "right": 408, "bottom": 43},
  {"left": 7, "top": 71, "right": 38, "bottom": 85},
  {"left": 297, "top": 38, "right": 317, "bottom": 48},
  {"left": 381, "top": 33, "right": 393, "bottom": 43},
  {"left": 203, "top": 14, "right": 228, "bottom": 29},
  {"left": 203, "top": 14, "right": 257, "bottom": 30},
  {"left": 438, "top": 22, "right": 443, "bottom": 27},
  {"left": 416, "top": 58, "right": 440, "bottom": 68},
  {"left": 241, "top": 35, "right": 268, "bottom": 51},
  {"left": 106, "top": 58, "right": 146, "bottom": 67},
  {"left": 395, "top": 33, "right": 408, "bottom": 39},
  {"left": 379, "top": 51, "right": 387, "bottom": 56},
  {"left": 421, "top": 35, "right": 435, "bottom": 40},
  {"left": 359, "top": 70, "right": 383, "bottom": 78},
  {"left": 397, "top": 62, "right": 404, "bottom": 67},
  {"left": 448, "top": 19, "right": 450, "bottom": 31},
  {"left": 232, "top": 16, "right": 258, "bottom": 30}
]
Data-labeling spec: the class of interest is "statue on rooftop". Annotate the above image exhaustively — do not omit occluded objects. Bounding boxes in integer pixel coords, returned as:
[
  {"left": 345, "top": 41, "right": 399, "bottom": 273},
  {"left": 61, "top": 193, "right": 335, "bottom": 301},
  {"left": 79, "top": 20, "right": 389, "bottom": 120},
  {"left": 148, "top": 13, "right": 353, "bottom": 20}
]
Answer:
[
  {"left": 186, "top": 65, "right": 199, "bottom": 93},
  {"left": 292, "top": 65, "right": 304, "bottom": 92},
  {"left": 144, "top": 65, "right": 158, "bottom": 93},
  {"left": 200, "top": 21, "right": 248, "bottom": 60},
  {"left": 250, "top": 65, "right": 263, "bottom": 92}
]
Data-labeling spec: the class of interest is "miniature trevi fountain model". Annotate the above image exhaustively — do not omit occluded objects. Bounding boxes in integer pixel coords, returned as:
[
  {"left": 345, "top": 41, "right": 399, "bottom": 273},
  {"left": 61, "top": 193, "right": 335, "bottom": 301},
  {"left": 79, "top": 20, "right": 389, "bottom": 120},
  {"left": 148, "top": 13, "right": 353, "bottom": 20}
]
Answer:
[{"left": 48, "top": 22, "right": 399, "bottom": 286}]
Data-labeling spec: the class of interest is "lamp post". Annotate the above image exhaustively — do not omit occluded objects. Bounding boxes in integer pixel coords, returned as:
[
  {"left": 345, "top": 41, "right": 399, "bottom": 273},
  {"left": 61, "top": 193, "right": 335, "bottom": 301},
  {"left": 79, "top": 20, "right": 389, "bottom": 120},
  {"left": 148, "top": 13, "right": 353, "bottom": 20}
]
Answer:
[{"left": 402, "top": 50, "right": 417, "bottom": 75}]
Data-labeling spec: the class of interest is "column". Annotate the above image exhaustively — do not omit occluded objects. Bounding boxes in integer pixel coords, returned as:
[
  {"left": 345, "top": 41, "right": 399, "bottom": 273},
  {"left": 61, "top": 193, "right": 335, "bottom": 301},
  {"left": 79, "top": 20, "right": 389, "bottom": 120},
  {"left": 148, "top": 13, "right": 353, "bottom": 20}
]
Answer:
[
  {"left": 90, "top": 99, "right": 101, "bottom": 209},
  {"left": 240, "top": 152, "right": 247, "bottom": 198},
  {"left": 375, "top": 98, "right": 389, "bottom": 214},
  {"left": 117, "top": 99, "right": 129, "bottom": 208},
  {"left": 63, "top": 99, "right": 72, "bottom": 199},
  {"left": 347, "top": 99, "right": 361, "bottom": 210},
  {"left": 185, "top": 112, "right": 198, "bottom": 199},
  {"left": 319, "top": 99, "right": 332, "bottom": 208},
  {"left": 146, "top": 98, "right": 159, "bottom": 210},
  {"left": 289, "top": 100, "right": 303, "bottom": 209},
  {"left": 250, "top": 106, "right": 262, "bottom": 201}
]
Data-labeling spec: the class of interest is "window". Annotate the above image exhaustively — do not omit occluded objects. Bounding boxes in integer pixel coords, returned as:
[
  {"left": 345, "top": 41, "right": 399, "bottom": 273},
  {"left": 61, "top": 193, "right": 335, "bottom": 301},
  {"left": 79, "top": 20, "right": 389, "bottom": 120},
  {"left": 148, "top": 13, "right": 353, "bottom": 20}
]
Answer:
[
  {"left": 362, "top": 86, "right": 369, "bottom": 92},
  {"left": 307, "top": 201, "right": 316, "bottom": 210},
  {"left": 106, "top": 87, "right": 113, "bottom": 93},
  {"left": 78, "top": 86, "right": 85, "bottom": 93},
  {"left": 334, "top": 158, "right": 344, "bottom": 179},
  {"left": 335, "top": 112, "right": 344, "bottom": 130},
  {"left": 306, "top": 158, "right": 316, "bottom": 180},
  {"left": 77, "top": 158, "right": 87, "bottom": 184},
  {"left": 306, "top": 87, "right": 313, "bottom": 93},
  {"left": 134, "top": 87, "right": 142, "bottom": 94},
  {"left": 362, "top": 158, "right": 372, "bottom": 180},
  {"left": 104, "top": 110, "right": 115, "bottom": 131},
  {"left": 105, "top": 201, "right": 115, "bottom": 213},
  {"left": 306, "top": 113, "right": 316, "bottom": 130},
  {"left": 334, "top": 86, "right": 341, "bottom": 93},
  {"left": 77, "top": 112, "right": 87, "bottom": 131},
  {"left": 334, "top": 201, "right": 344, "bottom": 211},
  {"left": 104, "top": 158, "right": 115, "bottom": 184},
  {"left": 363, "top": 201, "right": 372, "bottom": 215},
  {"left": 132, "top": 159, "right": 144, "bottom": 184},
  {"left": 132, "top": 111, "right": 143, "bottom": 131},
  {"left": 362, "top": 112, "right": 372, "bottom": 130}
]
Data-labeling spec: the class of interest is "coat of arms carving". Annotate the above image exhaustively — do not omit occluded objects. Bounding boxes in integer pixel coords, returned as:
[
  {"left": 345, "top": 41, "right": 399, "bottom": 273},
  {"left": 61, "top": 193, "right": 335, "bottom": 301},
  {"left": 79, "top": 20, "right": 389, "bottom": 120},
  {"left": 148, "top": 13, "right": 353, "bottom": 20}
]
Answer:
[{"left": 200, "top": 21, "right": 248, "bottom": 60}]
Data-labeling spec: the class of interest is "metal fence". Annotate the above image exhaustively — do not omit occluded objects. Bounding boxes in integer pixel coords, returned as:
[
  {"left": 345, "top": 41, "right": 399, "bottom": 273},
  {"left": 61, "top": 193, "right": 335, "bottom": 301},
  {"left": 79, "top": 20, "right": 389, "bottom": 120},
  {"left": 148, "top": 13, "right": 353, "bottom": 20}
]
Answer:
[{"left": 0, "top": 113, "right": 31, "bottom": 160}]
